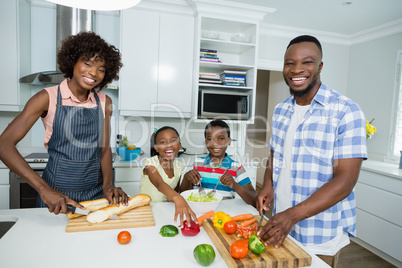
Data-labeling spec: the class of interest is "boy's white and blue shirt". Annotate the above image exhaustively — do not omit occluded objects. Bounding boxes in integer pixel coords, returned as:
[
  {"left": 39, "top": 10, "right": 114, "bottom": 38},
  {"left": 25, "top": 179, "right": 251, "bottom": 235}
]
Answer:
[
  {"left": 193, "top": 153, "right": 251, "bottom": 192},
  {"left": 270, "top": 83, "right": 367, "bottom": 245}
]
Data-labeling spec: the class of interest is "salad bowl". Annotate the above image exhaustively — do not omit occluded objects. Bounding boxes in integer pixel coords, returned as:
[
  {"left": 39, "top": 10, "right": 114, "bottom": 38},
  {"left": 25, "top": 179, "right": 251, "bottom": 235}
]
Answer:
[{"left": 181, "top": 189, "right": 223, "bottom": 215}]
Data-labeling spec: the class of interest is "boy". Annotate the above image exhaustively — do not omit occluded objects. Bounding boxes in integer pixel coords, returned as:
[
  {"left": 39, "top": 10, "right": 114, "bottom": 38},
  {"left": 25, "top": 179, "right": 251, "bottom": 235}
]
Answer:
[{"left": 181, "top": 119, "right": 256, "bottom": 206}]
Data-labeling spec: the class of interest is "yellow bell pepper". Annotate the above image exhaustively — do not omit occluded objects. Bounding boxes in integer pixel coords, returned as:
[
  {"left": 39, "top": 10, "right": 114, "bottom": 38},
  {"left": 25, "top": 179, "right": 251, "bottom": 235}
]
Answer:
[{"left": 212, "top": 211, "right": 231, "bottom": 228}]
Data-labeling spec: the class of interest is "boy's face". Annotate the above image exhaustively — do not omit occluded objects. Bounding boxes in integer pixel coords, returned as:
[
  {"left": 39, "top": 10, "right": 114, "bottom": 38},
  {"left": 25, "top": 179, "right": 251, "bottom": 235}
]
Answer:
[{"left": 205, "top": 126, "right": 231, "bottom": 159}]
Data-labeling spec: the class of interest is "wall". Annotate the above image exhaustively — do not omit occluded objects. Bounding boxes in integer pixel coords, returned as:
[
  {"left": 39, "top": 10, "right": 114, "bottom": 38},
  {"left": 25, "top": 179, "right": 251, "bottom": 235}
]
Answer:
[{"left": 347, "top": 33, "right": 402, "bottom": 159}]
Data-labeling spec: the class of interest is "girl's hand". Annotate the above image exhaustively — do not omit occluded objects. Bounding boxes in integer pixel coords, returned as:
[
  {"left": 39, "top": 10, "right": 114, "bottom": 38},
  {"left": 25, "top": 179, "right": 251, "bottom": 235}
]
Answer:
[
  {"left": 220, "top": 173, "right": 235, "bottom": 188},
  {"left": 103, "top": 184, "right": 129, "bottom": 206},
  {"left": 172, "top": 195, "right": 197, "bottom": 227},
  {"left": 183, "top": 169, "right": 202, "bottom": 185}
]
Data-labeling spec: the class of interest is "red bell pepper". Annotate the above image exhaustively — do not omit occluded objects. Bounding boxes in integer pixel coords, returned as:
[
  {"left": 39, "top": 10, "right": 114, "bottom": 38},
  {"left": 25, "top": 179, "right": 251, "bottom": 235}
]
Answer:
[{"left": 181, "top": 220, "right": 200, "bottom": 236}]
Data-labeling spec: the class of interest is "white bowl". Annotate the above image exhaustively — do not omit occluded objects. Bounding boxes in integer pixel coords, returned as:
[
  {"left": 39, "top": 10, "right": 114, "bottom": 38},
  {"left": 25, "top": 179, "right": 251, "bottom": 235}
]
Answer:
[{"left": 181, "top": 189, "right": 223, "bottom": 215}]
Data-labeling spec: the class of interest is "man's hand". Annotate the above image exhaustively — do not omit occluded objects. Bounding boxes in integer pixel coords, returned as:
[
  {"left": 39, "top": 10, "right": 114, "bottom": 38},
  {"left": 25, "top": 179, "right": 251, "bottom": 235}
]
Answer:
[
  {"left": 256, "top": 185, "right": 274, "bottom": 216},
  {"left": 258, "top": 209, "right": 298, "bottom": 248}
]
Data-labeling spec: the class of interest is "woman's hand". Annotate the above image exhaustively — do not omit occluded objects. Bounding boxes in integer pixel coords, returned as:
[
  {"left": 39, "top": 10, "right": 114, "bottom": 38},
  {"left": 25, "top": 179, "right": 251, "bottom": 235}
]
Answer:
[
  {"left": 103, "top": 184, "right": 129, "bottom": 206},
  {"left": 171, "top": 194, "right": 197, "bottom": 227},
  {"left": 40, "top": 188, "right": 83, "bottom": 214}
]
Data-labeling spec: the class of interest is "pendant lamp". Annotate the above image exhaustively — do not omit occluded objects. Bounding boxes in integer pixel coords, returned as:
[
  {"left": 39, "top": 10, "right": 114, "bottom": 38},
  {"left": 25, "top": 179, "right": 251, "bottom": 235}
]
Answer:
[{"left": 46, "top": 0, "right": 142, "bottom": 11}]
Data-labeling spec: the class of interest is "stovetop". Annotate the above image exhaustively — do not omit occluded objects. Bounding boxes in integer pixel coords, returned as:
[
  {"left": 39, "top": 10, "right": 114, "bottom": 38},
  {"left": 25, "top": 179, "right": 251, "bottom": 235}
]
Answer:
[{"left": 24, "top": 153, "right": 49, "bottom": 163}]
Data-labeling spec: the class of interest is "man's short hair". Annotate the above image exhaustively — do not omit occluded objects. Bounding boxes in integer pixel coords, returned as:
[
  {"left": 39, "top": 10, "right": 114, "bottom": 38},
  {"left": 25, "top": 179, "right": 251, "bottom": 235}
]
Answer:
[{"left": 287, "top": 35, "right": 323, "bottom": 57}]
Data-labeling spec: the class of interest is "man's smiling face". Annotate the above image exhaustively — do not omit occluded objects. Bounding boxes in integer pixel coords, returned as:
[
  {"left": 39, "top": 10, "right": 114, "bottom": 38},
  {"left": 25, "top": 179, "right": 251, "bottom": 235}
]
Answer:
[{"left": 283, "top": 41, "right": 323, "bottom": 99}]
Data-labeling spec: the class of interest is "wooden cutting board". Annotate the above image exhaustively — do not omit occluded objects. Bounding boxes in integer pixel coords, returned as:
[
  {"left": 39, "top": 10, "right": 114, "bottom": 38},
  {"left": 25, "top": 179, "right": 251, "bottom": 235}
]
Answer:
[
  {"left": 203, "top": 216, "right": 311, "bottom": 268},
  {"left": 65, "top": 205, "right": 155, "bottom": 232}
]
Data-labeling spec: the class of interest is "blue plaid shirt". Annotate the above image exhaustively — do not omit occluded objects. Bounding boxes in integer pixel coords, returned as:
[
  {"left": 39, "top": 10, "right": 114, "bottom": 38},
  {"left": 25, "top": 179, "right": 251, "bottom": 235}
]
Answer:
[{"left": 270, "top": 83, "right": 367, "bottom": 245}]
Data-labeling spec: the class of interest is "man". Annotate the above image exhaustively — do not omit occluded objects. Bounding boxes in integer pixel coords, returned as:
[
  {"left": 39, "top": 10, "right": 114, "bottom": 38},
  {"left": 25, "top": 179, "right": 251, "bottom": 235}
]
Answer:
[{"left": 256, "top": 35, "right": 367, "bottom": 267}]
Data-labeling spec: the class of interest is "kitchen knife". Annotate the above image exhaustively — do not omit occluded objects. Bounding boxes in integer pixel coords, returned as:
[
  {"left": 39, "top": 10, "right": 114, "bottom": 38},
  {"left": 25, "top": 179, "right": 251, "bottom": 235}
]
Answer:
[{"left": 256, "top": 209, "right": 265, "bottom": 234}]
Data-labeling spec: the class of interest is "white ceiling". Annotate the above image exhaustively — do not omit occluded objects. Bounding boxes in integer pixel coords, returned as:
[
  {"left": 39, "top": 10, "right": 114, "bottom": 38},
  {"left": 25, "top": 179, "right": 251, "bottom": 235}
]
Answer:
[{"left": 227, "top": 0, "right": 402, "bottom": 35}]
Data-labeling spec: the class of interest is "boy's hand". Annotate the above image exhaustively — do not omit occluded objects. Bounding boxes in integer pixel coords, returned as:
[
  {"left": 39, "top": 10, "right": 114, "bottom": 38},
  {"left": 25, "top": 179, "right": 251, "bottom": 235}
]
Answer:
[
  {"left": 220, "top": 173, "right": 235, "bottom": 188},
  {"left": 184, "top": 169, "right": 202, "bottom": 185}
]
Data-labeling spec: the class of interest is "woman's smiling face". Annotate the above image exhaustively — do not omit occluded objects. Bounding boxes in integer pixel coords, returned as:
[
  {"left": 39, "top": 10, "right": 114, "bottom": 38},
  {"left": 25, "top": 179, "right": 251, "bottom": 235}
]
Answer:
[{"left": 154, "top": 129, "right": 181, "bottom": 160}]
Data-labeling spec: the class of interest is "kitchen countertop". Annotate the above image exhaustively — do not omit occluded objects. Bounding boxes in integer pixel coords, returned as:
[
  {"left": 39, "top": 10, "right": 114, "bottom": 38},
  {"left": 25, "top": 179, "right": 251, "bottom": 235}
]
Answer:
[{"left": 0, "top": 199, "right": 329, "bottom": 268}]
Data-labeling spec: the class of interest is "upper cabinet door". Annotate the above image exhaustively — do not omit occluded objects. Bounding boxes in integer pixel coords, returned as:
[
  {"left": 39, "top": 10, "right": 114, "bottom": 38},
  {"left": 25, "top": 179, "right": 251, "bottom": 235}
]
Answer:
[
  {"left": 0, "top": 0, "right": 19, "bottom": 108},
  {"left": 119, "top": 8, "right": 195, "bottom": 118},
  {"left": 120, "top": 9, "right": 159, "bottom": 113},
  {"left": 157, "top": 13, "right": 194, "bottom": 115}
]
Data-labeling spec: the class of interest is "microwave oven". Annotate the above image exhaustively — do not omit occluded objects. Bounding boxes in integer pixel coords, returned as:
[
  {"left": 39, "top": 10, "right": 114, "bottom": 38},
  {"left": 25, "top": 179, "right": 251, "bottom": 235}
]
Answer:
[{"left": 199, "top": 89, "right": 250, "bottom": 120}]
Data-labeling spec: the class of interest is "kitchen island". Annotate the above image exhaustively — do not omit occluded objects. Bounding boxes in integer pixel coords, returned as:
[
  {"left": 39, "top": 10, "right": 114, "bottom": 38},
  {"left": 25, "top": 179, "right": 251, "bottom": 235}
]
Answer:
[{"left": 0, "top": 199, "right": 329, "bottom": 267}]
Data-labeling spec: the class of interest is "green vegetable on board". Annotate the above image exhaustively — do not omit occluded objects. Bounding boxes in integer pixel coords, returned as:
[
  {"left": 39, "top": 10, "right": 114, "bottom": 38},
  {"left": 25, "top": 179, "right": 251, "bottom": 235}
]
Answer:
[
  {"left": 193, "top": 244, "right": 216, "bottom": 266},
  {"left": 248, "top": 234, "right": 266, "bottom": 254},
  {"left": 159, "top": 225, "right": 179, "bottom": 237}
]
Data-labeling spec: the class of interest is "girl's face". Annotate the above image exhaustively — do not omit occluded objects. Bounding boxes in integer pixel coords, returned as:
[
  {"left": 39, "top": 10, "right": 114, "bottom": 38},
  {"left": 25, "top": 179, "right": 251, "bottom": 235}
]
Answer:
[
  {"left": 154, "top": 129, "right": 181, "bottom": 161},
  {"left": 71, "top": 53, "right": 106, "bottom": 90},
  {"left": 205, "top": 126, "right": 231, "bottom": 159}
]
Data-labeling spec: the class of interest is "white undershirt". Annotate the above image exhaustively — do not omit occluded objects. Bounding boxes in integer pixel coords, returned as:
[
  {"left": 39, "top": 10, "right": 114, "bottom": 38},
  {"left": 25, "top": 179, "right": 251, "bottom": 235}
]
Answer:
[{"left": 276, "top": 103, "right": 349, "bottom": 256}]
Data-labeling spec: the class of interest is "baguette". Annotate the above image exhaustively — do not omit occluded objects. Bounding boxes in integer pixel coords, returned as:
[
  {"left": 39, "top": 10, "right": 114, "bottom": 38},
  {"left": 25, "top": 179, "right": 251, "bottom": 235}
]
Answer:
[
  {"left": 66, "top": 198, "right": 112, "bottom": 219},
  {"left": 86, "top": 194, "right": 151, "bottom": 223}
]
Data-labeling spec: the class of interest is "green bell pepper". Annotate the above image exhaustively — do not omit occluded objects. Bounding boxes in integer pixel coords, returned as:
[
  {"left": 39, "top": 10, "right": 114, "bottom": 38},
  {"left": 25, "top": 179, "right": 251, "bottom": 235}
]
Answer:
[
  {"left": 249, "top": 235, "right": 265, "bottom": 254},
  {"left": 159, "top": 225, "right": 179, "bottom": 237}
]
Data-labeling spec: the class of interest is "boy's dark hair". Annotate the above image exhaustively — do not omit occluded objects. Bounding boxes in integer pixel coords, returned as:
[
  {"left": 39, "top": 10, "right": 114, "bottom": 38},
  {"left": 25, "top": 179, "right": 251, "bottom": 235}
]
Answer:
[
  {"left": 204, "top": 119, "right": 230, "bottom": 138},
  {"left": 57, "top": 31, "right": 123, "bottom": 90},
  {"left": 287, "top": 35, "right": 323, "bottom": 58},
  {"left": 150, "top": 126, "right": 180, "bottom": 157}
]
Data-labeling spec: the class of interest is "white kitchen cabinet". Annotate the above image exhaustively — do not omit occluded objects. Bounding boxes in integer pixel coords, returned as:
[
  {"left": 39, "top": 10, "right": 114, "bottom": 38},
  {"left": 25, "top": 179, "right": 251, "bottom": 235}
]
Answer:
[
  {"left": 0, "top": 169, "right": 10, "bottom": 209},
  {"left": 0, "top": 0, "right": 30, "bottom": 111},
  {"left": 119, "top": 7, "right": 194, "bottom": 118},
  {"left": 355, "top": 166, "right": 402, "bottom": 263},
  {"left": 114, "top": 166, "right": 142, "bottom": 197}
]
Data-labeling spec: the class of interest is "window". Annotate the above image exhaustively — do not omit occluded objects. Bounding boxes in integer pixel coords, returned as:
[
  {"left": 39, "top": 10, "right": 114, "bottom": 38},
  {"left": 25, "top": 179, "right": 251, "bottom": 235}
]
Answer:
[{"left": 390, "top": 50, "right": 402, "bottom": 160}]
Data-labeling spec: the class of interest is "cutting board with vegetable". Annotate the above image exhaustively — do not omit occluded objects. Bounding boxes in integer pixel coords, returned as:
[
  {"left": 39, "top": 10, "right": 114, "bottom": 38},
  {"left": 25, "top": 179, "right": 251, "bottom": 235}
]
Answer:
[
  {"left": 203, "top": 216, "right": 311, "bottom": 268},
  {"left": 65, "top": 205, "right": 155, "bottom": 232}
]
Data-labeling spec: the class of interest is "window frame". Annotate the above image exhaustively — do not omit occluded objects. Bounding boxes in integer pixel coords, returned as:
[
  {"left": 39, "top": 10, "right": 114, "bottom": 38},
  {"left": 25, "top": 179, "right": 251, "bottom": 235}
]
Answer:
[{"left": 388, "top": 49, "right": 402, "bottom": 161}]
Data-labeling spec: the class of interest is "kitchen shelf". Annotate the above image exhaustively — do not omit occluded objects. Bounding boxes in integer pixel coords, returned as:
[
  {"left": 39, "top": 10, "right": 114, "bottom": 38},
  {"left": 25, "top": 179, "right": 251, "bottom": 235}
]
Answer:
[
  {"left": 198, "top": 83, "right": 253, "bottom": 91},
  {"left": 200, "top": 38, "right": 255, "bottom": 54},
  {"left": 199, "top": 61, "right": 254, "bottom": 71}
]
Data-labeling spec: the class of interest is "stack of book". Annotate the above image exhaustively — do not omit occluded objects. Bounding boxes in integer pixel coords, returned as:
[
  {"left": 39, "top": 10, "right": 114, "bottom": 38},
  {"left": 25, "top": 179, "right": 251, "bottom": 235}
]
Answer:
[
  {"left": 220, "top": 70, "right": 247, "bottom": 87},
  {"left": 200, "top": 49, "right": 221, "bottom": 63},
  {"left": 199, "top": 72, "right": 222, "bottom": 85}
]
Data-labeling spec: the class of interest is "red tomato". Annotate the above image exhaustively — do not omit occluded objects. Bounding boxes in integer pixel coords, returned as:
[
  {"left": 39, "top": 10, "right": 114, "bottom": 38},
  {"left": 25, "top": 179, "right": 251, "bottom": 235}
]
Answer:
[
  {"left": 117, "top": 230, "right": 131, "bottom": 244},
  {"left": 224, "top": 221, "right": 237, "bottom": 234},
  {"left": 230, "top": 240, "right": 249, "bottom": 259}
]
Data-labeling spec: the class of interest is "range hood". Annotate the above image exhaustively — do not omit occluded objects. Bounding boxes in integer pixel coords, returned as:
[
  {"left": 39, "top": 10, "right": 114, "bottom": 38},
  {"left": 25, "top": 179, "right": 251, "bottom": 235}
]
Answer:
[{"left": 20, "top": 5, "right": 94, "bottom": 85}]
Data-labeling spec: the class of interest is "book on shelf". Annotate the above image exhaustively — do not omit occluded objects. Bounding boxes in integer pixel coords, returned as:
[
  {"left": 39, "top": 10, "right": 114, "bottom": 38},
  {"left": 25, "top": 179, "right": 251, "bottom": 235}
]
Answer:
[
  {"left": 199, "top": 79, "right": 223, "bottom": 84},
  {"left": 199, "top": 72, "right": 220, "bottom": 79},
  {"left": 200, "top": 51, "right": 218, "bottom": 56},
  {"left": 200, "top": 48, "right": 217, "bottom": 53},
  {"left": 200, "top": 58, "right": 222, "bottom": 63},
  {"left": 200, "top": 55, "right": 219, "bottom": 59},
  {"left": 221, "top": 70, "right": 247, "bottom": 75}
]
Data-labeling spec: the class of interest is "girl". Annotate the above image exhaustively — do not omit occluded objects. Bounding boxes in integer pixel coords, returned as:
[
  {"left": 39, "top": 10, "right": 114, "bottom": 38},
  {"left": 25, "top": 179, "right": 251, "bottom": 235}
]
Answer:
[
  {"left": 140, "top": 126, "right": 196, "bottom": 226},
  {"left": 0, "top": 32, "right": 128, "bottom": 215}
]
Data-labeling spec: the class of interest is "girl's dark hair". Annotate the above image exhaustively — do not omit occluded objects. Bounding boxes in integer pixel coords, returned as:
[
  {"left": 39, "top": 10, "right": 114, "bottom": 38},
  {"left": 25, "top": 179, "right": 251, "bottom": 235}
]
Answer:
[
  {"left": 150, "top": 126, "right": 180, "bottom": 157},
  {"left": 57, "top": 31, "right": 123, "bottom": 90},
  {"left": 204, "top": 119, "right": 230, "bottom": 138}
]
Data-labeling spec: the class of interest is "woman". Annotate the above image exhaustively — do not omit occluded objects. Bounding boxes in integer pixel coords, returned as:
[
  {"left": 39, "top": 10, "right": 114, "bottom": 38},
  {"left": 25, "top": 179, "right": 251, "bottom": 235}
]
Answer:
[{"left": 0, "top": 32, "right": 128, "bottom": 214}]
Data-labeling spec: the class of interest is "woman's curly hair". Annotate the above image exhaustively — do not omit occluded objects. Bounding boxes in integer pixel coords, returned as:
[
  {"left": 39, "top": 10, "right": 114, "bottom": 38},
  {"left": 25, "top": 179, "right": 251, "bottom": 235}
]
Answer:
[{"left": 57, "top": 31, "right": 123, "bottom": 90}]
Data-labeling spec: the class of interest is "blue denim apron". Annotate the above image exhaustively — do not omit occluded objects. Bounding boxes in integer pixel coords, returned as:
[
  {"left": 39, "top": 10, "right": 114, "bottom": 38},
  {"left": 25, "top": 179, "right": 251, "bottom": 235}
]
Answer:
[{"left": 36, "top": 86, "right": 104, "bottom": 207}]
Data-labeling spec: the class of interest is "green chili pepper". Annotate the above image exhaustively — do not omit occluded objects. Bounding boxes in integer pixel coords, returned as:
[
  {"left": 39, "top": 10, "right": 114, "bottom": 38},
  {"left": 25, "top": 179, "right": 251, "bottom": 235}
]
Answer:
[
  {"left": 249, "top": 235, "right": 266, "bottom": 254},
  {"left": 159, "top": 225, "right": 179, "bottom": 237}
]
